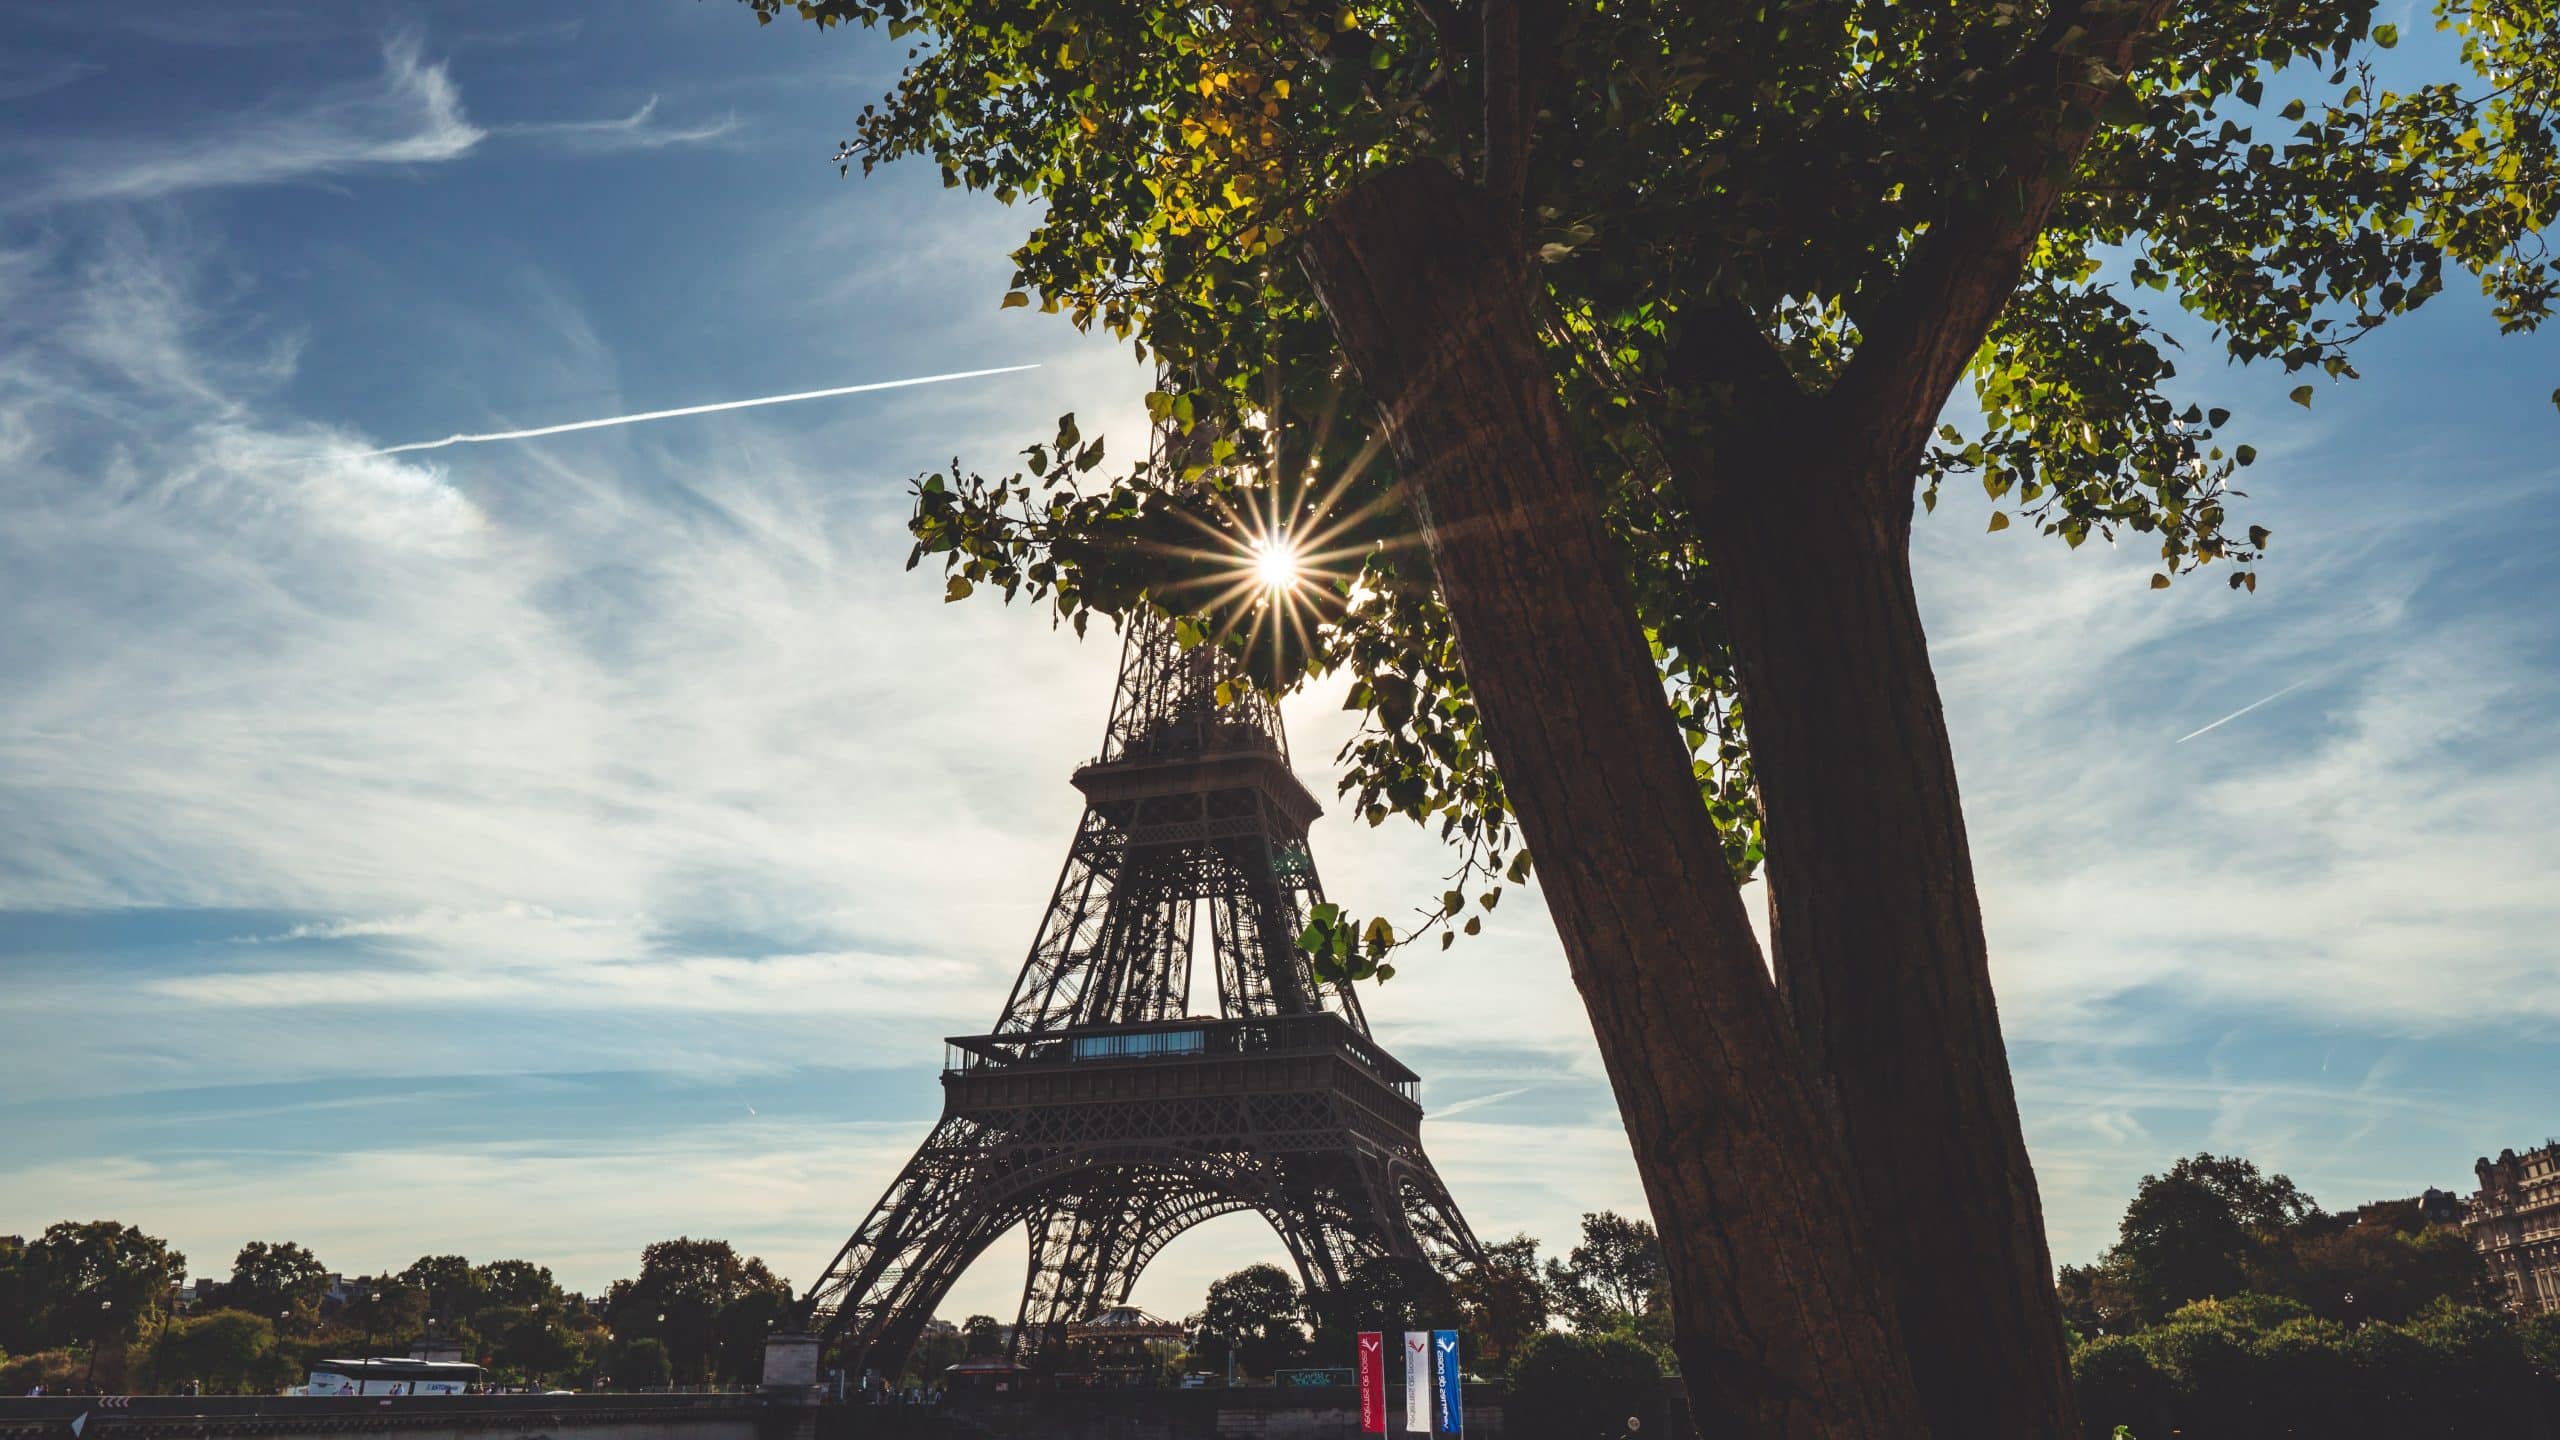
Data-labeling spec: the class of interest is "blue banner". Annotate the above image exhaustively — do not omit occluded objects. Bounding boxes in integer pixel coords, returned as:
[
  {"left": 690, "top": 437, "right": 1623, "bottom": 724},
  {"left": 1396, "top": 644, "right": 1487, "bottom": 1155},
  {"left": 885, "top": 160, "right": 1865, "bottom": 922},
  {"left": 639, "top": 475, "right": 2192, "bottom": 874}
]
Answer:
[{"left": 1431, "top": 1329, "right": 1462, "bottom": 1434}]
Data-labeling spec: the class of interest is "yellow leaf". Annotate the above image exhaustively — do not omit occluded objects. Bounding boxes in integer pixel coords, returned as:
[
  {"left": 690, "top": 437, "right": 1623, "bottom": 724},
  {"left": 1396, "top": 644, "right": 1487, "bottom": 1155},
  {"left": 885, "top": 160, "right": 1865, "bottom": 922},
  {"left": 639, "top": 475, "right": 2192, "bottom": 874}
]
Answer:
[
  {"left": 1987, "top": 511, "right": 2010, "bottom": 532},
  {"left": 2150, "top": 573, "right": 2171, "bottom": 589},
  {"left": 1000, "top": 291, "right": 1030, "bottom": 309}
]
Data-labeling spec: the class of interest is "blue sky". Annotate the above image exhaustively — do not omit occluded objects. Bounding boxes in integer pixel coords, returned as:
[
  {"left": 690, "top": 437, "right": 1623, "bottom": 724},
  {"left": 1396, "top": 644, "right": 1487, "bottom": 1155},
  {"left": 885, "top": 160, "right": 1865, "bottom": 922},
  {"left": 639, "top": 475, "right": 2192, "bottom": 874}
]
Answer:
[{"left": 1, "top": 1, "right": 2554, "bottom": 1325}]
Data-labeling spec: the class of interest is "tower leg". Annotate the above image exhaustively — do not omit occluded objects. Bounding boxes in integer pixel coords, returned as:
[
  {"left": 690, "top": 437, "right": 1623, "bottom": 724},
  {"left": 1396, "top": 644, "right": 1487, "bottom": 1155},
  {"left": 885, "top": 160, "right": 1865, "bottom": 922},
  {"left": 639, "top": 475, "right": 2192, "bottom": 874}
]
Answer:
[{"left": 799, "top": 1116, "right": 1021, "bottom": 1382}]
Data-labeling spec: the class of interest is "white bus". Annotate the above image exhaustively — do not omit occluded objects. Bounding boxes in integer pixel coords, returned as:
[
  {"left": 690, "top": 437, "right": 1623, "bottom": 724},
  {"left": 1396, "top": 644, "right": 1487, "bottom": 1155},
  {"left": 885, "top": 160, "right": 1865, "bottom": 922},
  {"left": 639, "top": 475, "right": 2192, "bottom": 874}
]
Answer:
[{"left": 305, "top": 1358, "right": 485, "bottom": 1396}]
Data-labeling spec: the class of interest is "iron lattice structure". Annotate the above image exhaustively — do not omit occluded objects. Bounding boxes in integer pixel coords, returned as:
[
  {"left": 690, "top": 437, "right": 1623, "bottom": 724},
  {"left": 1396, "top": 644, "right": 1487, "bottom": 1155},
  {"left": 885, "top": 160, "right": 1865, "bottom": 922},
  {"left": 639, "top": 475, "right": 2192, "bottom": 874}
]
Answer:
[{"left": 800, "top": 611, "right": 1481, "bottom": 1377}]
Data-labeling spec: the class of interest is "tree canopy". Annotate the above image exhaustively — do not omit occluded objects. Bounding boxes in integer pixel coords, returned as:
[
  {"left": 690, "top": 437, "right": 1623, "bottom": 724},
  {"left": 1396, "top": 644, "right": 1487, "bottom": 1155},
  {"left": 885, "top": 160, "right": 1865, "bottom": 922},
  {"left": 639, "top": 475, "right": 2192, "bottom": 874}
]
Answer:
[
  {"left": 604, "top": 1238, "right": 792, "bottom": 1387},
  {"left": 1542, "top": 1211, "right": 1670, "bottom": 1346},
  {"left": 224, "top": 1242, "right": 330, "bottom": 1330},
  {"left": 752, "top": 0, "right": 2558, "bottom": 969},
  {"left": 2059, "top": 1153, "right": 2489, "bottom": 1330},
  {"left": 1186, "top": 1263, "right": 1307, "bottom": 1378}
]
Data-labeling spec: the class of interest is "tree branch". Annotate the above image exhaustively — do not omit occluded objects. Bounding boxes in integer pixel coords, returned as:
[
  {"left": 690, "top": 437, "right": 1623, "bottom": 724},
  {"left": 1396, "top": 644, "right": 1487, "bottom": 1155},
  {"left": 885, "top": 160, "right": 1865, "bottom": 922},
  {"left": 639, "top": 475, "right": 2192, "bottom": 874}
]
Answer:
[
  {"left": 1823, "top": 0, "right": 2177, "bottom": 501},
  {"left": 1482, "top": 0, "right": 1565, "bottom": 232}
]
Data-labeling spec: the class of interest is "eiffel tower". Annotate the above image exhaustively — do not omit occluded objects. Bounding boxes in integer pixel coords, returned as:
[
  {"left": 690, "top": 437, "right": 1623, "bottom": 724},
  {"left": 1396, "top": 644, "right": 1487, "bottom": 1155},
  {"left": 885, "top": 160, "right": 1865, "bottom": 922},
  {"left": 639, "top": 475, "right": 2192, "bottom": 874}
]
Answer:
[{"left": 799, "top": 609, "right": 1482, "bottom": 1378}]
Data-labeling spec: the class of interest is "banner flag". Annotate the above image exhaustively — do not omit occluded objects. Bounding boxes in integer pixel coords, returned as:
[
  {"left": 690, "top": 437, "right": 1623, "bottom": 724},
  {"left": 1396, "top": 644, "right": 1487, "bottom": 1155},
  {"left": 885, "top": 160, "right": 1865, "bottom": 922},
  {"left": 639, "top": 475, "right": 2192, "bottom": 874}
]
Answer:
[
  {"left": 1404, "top": 1331, "right": 1432, "bottom": 1431},
  {"left": 1357, "top": 1331, "right": 1386, "bottom": 1433},
  {"left": 1432, "top": 1329, "right": 1463, "bottom": 1434}
]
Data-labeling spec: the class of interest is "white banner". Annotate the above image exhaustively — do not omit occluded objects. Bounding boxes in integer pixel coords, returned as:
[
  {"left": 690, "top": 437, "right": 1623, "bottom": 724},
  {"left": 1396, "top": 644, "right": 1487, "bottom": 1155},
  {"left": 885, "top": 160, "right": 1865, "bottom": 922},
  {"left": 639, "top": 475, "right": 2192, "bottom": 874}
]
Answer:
[{"left": 1404, "top": 1331, "right": 1432, "bottom": 1432}]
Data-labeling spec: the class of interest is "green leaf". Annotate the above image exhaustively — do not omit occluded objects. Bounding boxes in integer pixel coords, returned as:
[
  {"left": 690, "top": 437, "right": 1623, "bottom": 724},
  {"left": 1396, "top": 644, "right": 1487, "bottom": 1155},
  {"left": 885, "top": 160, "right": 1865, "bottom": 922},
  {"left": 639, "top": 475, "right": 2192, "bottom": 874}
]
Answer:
[
  {"left": 2289, "top": 385, "right": 2314, "bottom": 409},
  {"left": 2373, "top": 23, "right": 2398, "bottom": 48},
  {"left": 1000, "top": 290, "right": 1030, "bottom": 309},
  {"left": 944, "top": 575, "right": 974, "bottom": 602},
  {"left": 1987, "top": 511, "right": 2011, "bottom": 533},
  {"left": 2234, "top": 444, "right": 2258, "bottom": 466}
]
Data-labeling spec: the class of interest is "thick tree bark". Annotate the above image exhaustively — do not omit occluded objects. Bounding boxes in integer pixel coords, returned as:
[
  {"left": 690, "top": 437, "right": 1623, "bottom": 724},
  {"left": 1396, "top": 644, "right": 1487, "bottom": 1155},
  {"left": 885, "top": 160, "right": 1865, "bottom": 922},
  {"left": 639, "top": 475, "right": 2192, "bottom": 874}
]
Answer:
[
  {"left": 1303, "top": 160, "right": 1925, "bottom": 1439},
  {"left": 1648, "top": 11, "right": 2180, "bottom": 1428},
  {"left": 1685, "top": 435, "right": 2080, "bottom": 1437}
]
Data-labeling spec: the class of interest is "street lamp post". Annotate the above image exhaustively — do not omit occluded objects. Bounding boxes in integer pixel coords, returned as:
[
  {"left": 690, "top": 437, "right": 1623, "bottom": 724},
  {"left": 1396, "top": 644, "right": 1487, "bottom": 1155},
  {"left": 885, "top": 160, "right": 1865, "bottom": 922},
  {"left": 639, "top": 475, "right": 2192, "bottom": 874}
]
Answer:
[{"left": 84, "top": 1299, "right": 113, "bottom": 1392}]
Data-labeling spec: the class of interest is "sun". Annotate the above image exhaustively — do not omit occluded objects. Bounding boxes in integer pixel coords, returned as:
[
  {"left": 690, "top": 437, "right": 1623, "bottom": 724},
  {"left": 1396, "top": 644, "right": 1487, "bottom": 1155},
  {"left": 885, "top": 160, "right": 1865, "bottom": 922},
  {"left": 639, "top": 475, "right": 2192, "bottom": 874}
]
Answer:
[{"left": 1251, "top": 534, "right": 1303, "bottom": 592}]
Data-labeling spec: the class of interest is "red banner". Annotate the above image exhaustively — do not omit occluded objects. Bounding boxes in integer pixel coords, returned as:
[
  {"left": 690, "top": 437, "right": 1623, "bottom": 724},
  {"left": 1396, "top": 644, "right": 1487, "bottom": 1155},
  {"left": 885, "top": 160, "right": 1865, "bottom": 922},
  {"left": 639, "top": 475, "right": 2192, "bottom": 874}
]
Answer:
[{"left": 1356, "top": 1331, "right": 1385, "bottom": 1433}]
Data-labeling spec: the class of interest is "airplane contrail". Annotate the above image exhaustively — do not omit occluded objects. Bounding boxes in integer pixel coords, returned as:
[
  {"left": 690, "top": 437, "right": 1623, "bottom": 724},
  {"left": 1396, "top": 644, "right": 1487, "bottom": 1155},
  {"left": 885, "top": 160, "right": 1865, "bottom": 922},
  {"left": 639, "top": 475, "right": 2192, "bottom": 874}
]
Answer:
[
  {"left": 358, "top": 363, "right": 1040, "bottom": 456},
  {"left": 1432, "top": 1084, "right": 1539, "bottom": 1119},
  {"left": 2175, "top": 676, "right": 2312, "bottom": 744}
]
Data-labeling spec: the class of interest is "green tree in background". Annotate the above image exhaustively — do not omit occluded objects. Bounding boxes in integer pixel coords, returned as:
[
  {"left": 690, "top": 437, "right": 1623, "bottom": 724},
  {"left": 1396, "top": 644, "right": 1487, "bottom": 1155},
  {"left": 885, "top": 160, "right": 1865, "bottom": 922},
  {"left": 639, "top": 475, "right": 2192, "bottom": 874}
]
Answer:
[
  {"left": 1507, "top": 1329, "right": 1668, "bottom": 1440},
  {"left": 396, "top": 1255, "right": 486, "bottom": 1322},
  {"left": 2058, "top": 1157, "right": 2542, "bottom": 1438},
  {"left": 21, "top": 1222, "right": 185, "bottom": 1355},
  {"left": 1451, "top": 1234, "right": 1549, "bottom": 1374},
  {"left": 1305, "top": 1254, "right": 1454, "bottom": 1360},
  {"left": 474, "top": 1260, "right": 563, "bottom": 1311},
  {"left": 604, "top": 1239, "right": 789, "bottom": 1387},
  {"left": 139, "top": 1311, "right": 284, "bottom": 1396},
  {"left": 222, "top": 1242, "right": 330, "bottom": 1333},
  {"left": 0, "top": 1235, "right": 33, "bottom": 1357},
  {"left": 338, "top": 1279, "right": 428, "bottom": 1353},
  {"left": 1543, "top": 1212, "right": 1670, "bottom": 1350},
  {"left": 1186, "top": 1265, "right": 1306, "bottom": 1379},
  {"left": 744, "top": 0, "right": 2560, "bottom": 1428},
  {"left": 905, "top": 1323, "right": 967, "bottom": 1386},
  {"left": 608, "top": 1335, "right": 672, "bottom": 1391},
  {"left": 2062, "top": 1154, "right": 2484, "bottom": 1329},
  {"left": 959, "top": 1314, "right": 1004, "bottom": 1360}
]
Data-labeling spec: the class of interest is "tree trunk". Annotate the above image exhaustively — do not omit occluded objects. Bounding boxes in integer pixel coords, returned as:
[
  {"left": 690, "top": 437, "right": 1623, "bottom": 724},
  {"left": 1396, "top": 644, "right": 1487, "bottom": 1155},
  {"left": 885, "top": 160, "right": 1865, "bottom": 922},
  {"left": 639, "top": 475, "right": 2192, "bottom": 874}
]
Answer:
[
  {"left": 1302, "top": 159, "right": 1925, "bottom": 1439},
  {"left": 1699, "top": 459, "right": 2081, "bottom": 1438}
]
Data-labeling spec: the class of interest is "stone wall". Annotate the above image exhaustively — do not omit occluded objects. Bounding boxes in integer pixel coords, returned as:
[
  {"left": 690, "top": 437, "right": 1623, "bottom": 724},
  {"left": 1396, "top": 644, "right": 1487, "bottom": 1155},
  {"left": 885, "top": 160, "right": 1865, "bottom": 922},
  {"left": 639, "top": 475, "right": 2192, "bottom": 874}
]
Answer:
[
  {"left": 0, "top": 1394, "right": 766, "bottom": 1440},
  {"left": 816, "top": 1380, "right": 1701, "bottom": 1440}
]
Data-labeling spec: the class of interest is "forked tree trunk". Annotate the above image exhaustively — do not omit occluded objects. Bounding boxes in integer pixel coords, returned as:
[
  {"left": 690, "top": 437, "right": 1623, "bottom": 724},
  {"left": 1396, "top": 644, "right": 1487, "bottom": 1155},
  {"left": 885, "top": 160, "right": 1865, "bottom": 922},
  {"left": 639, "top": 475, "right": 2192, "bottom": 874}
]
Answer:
[
  {"left": 1698, "top": 459, "right": 2080, "bottom": 1438},
  {"left": 1303, "top": 159, "right": 1925, "bottom": 1439}
]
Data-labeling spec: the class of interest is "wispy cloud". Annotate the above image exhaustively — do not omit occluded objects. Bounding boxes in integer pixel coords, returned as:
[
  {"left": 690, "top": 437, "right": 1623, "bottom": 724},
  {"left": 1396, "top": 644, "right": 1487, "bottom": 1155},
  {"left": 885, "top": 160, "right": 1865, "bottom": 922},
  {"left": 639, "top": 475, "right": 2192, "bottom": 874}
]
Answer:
[
  {"left": 0, "top": 55, "right": 102, "bottom": 101},
  {"left": 501, "top": 96, "right": 740, "bottom": 153},
  {"left": 7, "top": 43, "right": 741, "bottom": 215},
  {"left": 10, "top": 33, "right": 482, "bottom": 209}
]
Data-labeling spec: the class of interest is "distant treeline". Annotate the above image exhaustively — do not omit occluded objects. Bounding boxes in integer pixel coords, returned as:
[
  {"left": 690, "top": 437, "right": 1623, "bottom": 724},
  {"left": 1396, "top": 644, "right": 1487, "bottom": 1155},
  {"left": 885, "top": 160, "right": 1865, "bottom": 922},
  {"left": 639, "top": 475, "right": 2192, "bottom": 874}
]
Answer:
[
  {"left": 0, "top": 1229, "right": 786, "bottom": 1395},
  {"left": 2058, "top": 1153, "right": 2560, "bottom": 1439}
]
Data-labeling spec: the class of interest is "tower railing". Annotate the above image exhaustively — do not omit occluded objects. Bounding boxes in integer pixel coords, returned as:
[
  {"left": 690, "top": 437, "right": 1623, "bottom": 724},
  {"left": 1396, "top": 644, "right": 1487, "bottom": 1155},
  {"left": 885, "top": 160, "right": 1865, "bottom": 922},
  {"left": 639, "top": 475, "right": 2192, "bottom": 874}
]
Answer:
[{"left": 943, "top": 1012, "right": 1419, "bottom": 1102}]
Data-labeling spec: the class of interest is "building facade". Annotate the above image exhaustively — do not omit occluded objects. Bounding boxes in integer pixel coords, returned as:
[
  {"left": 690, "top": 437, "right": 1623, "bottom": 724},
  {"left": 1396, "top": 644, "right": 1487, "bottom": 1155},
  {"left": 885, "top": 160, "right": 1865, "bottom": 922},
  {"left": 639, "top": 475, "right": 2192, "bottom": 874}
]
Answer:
[{"left": 2466, "top": 1142, "right": 2560, "bottom": 1315}]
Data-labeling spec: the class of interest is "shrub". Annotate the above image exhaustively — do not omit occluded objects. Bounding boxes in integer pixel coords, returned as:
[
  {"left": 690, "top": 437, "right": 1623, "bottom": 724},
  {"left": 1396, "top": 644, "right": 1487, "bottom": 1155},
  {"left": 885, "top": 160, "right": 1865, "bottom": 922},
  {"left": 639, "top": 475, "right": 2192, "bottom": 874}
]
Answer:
[
  {"left": 2401, "top": 1302, "right": 2536, "bottom": 1433},
  {"left": 2068, "top": 1334, "right": 2162, "bottom": 1440},
  {"left": 0, "top": 1348, "right": 83, "bottom": 1395},
  {"left": 1505, "top": 1330, "right": 1661, "bottom": 1440},
  {"left": 2520, "top": 1311, "right": 2560, "bottom": 1377},
  {"left": 2249, "top": 1318, "right": 2353, "bottom": 1436},
  {"left": 2165, "top": 1292, "right": 2310, "bottom": 1337},
  {"left": 138, "top": 1310, "right": 283, "bottom": 1395}
]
